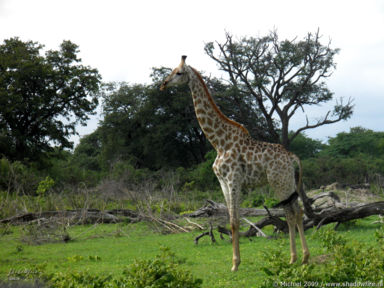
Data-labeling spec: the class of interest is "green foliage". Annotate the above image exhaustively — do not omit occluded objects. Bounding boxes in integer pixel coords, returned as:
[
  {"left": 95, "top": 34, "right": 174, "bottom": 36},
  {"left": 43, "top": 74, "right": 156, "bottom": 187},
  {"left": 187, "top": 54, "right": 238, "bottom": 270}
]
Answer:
[
  {"left": 0, "top": 157, "right": 41, "bottom": 195},
  {"left": 184, "top": 150, "right": 218, "bottom": 191},
  {"left": 10, "top": 247, "right": 202, "bottom": 288},
  {"left": 324, "top": 127, "right": 384, "bottom": 158},
  {"left": 36, "top": 176, "right": 55, "bottom": 197},
  {"left": 242, "top": 193, "right": 265, "bottom": 208},
  {"left": 98, "top": 67, "right": 274, "bottom": 171},
  {"left": 99, "top": 80, "right": 209, "bottom": 170},
  {"left": 0, "top": 37, "right": 100, "bottom": 163},
  {"left": 375, "top": 225, "right": 384, "bottom": 245},
  {"left": 261, "top": 228, "right": 384, "bottom": 287},
  {"left": 301, "top": 127, "right": 384, "bottom": 188},
  {"left": 242, "top": 188, "right": 279, "bottom": 208},
  {"left": 48, "top": 270, "right": 113, "bottom": 288},
  {"left": 263, "top": 197, "right": 280, "bottom": 208},
  {"left": 72, "top": 131, "right": 103, "bottom": 172},
  {"left": 289, "top": 132, "right": 325, "bottom": 159},
  {"left": 121, "top": 246, "right": 202, "bottom": 288},
  {"left": 317, "top": 228, "right": 347, "bottom": 250}
]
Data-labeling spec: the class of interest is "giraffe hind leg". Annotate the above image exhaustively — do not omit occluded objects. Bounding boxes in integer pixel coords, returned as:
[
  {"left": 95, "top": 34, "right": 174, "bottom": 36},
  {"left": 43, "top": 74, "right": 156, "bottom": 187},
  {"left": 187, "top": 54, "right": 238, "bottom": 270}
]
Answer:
[
  {"left": 284, "top": 205, "right": 298, "bottom": 264},
  {"left": 293, "top": 202, "right": 310, "bottom": 264},
  {"left": 285, "top": 201, "right": 310, "bottom": 264}
]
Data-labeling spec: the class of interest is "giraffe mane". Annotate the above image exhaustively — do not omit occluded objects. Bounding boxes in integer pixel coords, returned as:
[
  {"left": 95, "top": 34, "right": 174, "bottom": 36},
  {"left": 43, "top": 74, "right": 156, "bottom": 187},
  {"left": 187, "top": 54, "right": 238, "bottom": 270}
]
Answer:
[{"left": 190, "top": 67, "right": 250, "bottom": 136}]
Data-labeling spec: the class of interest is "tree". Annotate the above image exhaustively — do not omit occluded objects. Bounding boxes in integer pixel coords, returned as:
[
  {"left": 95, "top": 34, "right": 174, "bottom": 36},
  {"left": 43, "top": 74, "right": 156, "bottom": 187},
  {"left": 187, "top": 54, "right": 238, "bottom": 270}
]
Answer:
[
  {"left": 206, "top": 77, "right": 276, "bottom": 142},
  {"left": 99, "top": 77, "right": 209, "bottom": 170},
  {"left": 98, "top": 68, "right": 275, "bottom": 170},
  {"left": 72, "top": 130, "right": 102, "bottom": 172},
  {"left": 323, "top": 127, "right": 384, "bottom": 158},
  {"left": 0, "top": 38, "right": 101, "bottom": 162},
  {"left": 205, "top": 30, "right": 354, "bottom": 148},
  {"left": 289, "top": 132, "right": 325, "bottom": 159}
]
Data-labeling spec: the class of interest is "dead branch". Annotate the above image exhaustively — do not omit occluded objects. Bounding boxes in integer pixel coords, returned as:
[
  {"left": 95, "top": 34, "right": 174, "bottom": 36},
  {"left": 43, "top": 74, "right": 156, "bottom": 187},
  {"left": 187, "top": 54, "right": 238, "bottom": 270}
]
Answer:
[
  {"left": 242, "top": 217, "right": 268, "bottom": 238},
  {"left": 188, "top": 194, "right": 384, "bottom": 242},
  {"left": 185, "top": 200, "right": 285, "bottom": 218},
  {"left": 185, "top": 217, "right": 205, "bottom": 230}
]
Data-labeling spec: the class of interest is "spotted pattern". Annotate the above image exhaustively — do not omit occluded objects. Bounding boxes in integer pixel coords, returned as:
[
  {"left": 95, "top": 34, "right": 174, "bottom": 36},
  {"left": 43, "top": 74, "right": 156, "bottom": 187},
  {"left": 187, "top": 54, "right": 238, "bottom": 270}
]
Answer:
[
  {"left": 161, "top": 59, "right": 309, "bottom": 270},
  {"left": 186, "top": 65, "right": 298, "bottom": 202}
]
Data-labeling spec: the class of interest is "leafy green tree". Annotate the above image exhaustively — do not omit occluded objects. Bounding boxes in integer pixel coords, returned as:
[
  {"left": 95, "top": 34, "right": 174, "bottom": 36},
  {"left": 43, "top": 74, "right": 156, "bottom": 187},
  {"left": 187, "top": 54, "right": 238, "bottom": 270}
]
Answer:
[
  {"left": 323, "top": 127, "right": 384, "bottom": 158},
  {"left": 289, "top": 132, "right": 325, "bottom": 159},
  {"left": 205, "top": 30, "right": 354, "bottom": 148},
  {"left": 97, "top": 62, "right": 327, "bottom": 172},
  {"left": 0, "top": 38, "right": 101, "bottom": 162},
  {"left": 99, "top": 79, "right": 208, "bottom": 170},
  {"left": 72, "top": 130, "right": 102, "bottom": 171},
  {"left": 301, "top": 127, "right": 384, "bottom": 188},
  {"left": 98, "top": 67, "right": 275, "bottom": 170}
]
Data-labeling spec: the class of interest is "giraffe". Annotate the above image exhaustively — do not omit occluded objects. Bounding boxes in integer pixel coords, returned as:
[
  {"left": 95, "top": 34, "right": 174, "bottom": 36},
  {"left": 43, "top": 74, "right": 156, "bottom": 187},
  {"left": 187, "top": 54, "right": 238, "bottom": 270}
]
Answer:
[{"left": 160, "top": 56, "right": 310, "bottom": 272}]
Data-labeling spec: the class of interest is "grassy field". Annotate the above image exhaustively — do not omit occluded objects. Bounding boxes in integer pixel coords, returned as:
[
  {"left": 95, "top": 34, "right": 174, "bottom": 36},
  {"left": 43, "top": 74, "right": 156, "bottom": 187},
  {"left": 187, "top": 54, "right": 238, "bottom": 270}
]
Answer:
[{"left": 1, "top": 216, "right": 383, "bottom": 287}]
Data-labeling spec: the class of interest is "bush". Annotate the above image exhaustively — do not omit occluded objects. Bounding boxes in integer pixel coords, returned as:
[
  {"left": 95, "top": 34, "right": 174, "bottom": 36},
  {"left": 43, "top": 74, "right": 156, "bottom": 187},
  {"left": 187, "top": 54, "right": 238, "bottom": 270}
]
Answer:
[
  {"left": 19, "top": 247, "right": 202, "bottom": 288},
  {"left": 0, "top": 157, "right": 41, "bottom": 195},
  {"left": 183, "top": 150, "right": 219, "bottom": 192},
  {"left": 48, "top": 271, "right": 112, "bottom": 288},
  {"left": 121, "top": 246, "right": 203, "bottom": 288},
  {"left": 260, "top": 228, "right": 384, "bottom": 287}
]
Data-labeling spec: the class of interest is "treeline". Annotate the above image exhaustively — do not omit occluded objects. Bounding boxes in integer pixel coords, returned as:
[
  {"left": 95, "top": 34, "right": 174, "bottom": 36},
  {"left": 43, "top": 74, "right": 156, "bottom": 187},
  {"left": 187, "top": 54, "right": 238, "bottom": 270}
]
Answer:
[
  {"left": 0, "top": 36, "right": 383, "bottom": 198},
  {"left": 1, "top": 74, "right": 383, "bottom": 196},
  {"left": 72, "top": 80, "right": 384, "bottom": 191}
]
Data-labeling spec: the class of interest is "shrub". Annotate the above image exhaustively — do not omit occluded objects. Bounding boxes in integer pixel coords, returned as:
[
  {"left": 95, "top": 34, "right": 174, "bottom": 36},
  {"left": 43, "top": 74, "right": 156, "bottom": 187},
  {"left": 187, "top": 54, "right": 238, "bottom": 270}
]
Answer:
[
  {"left": 36, "top": 176, "right": 55, "bottom": 197},
  {"left": 121, "top": 246, "right": 202, "bottom": 288},
  {"left": 17, "top": 247, "right": 202, "bottom": 288},
  {"left": 260, "top": 228, "right": 384, "bottom": 287},
  {"left": 0, "top": 158, "right": 40, "bottom": 195},
  {"left": 48, "top": 271, "right": 113, "bottom": 288},
  {"left": 185, "top": 150, "right": 219, "bottom": 192}
]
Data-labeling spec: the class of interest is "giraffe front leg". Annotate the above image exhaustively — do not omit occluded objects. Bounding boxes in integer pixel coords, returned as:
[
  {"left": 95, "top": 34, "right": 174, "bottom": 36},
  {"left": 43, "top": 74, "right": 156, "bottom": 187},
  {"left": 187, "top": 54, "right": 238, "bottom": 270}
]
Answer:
[
  {"left": 230, "top": 216, "right": 241, "bottom": 272},
  {"left": 214, "top": 158, "right": 242, "bottom": 272}
]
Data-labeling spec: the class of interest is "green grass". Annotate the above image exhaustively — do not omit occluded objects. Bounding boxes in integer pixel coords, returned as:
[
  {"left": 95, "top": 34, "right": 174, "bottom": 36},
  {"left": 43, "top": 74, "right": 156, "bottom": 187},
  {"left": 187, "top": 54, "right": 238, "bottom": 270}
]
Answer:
[{"left": 1, "top": 217, "right": 383, "bottom": 287}]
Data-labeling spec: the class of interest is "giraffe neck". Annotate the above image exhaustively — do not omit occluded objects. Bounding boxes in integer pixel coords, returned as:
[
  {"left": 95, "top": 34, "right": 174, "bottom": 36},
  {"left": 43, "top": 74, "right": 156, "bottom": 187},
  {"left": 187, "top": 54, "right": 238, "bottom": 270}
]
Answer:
[{"left": 186, "top": 66, "right": 249, "bottom": 152}]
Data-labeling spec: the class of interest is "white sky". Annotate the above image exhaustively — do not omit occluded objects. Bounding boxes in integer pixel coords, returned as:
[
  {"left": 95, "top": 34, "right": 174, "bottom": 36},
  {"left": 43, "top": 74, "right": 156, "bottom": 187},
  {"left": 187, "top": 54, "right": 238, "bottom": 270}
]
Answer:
[{"left": 1, "top": 0, "right": 384, "bottom": 146}]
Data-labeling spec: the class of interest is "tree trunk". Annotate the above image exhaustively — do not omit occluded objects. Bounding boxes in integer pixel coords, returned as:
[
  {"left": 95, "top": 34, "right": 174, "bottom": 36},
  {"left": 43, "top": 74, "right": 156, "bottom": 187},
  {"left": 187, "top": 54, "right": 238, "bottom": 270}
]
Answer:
[
  {"left": 280, "top": 117, "right": 290, "bottom": 149},
  {"left": 187, "top": 195, "right": 384, "bottom": 239}
]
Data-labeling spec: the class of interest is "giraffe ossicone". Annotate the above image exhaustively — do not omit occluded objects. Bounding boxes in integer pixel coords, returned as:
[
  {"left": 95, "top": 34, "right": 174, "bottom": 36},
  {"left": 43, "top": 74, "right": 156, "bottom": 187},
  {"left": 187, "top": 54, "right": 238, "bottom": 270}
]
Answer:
[{"left": 161, "top": 55, "right": 310, "bottom": 271}]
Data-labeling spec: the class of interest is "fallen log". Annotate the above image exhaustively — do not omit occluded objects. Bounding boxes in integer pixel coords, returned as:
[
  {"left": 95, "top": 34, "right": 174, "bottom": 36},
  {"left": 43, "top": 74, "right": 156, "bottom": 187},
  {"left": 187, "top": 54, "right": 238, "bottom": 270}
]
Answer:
[
  {"left": 306, "top": 201, "right": 384, "bottom": 229},
  {"left": 0, "top": 209, "right": 139, "bottom": 225},
  {"left": 185, "top": 199, "right": 285, "bottom": 218},
  {"left": 191, "top": 197, "right": 384, "bottom": 243}
]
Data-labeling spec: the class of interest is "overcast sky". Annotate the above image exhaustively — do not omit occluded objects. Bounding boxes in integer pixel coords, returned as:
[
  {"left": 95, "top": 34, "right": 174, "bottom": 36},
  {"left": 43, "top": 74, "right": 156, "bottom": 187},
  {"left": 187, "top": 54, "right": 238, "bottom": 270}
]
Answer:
[{"left": 1, "top": 0, "right": 383, "bottom": 146}]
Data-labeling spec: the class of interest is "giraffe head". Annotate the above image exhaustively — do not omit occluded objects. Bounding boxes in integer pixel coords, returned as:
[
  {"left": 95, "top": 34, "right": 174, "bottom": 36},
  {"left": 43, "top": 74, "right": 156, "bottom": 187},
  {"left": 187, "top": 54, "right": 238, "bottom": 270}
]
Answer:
[{"left": 160, "top": 55, "right": 189, "bottom": 91}]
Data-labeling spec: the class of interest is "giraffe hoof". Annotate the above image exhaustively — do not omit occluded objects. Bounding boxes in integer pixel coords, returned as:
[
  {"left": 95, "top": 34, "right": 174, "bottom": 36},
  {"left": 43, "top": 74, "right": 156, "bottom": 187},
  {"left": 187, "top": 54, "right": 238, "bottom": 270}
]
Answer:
[
  {"left": 231, "top": 265, "right": 238, "bottom": 272},
  {"left": 289, "top": 255, "right": 297, "bottom": 264},
  {"left": 302, "top": 253, "right": 310, "bottom": 264}
]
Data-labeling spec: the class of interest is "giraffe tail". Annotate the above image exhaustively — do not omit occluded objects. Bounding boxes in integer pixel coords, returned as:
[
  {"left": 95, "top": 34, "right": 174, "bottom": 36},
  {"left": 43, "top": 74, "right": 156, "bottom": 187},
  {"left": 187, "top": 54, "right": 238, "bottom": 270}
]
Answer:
[{"left": 291, "top": 154, "right": 303, "bottom": 198}]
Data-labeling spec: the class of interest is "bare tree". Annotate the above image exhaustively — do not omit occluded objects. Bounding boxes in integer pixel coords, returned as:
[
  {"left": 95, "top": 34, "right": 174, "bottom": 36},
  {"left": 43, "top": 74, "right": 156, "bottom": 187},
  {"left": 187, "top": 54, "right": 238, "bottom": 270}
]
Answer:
[{"left": 205, "top": 30, "right": 354, "bottom": 148}]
